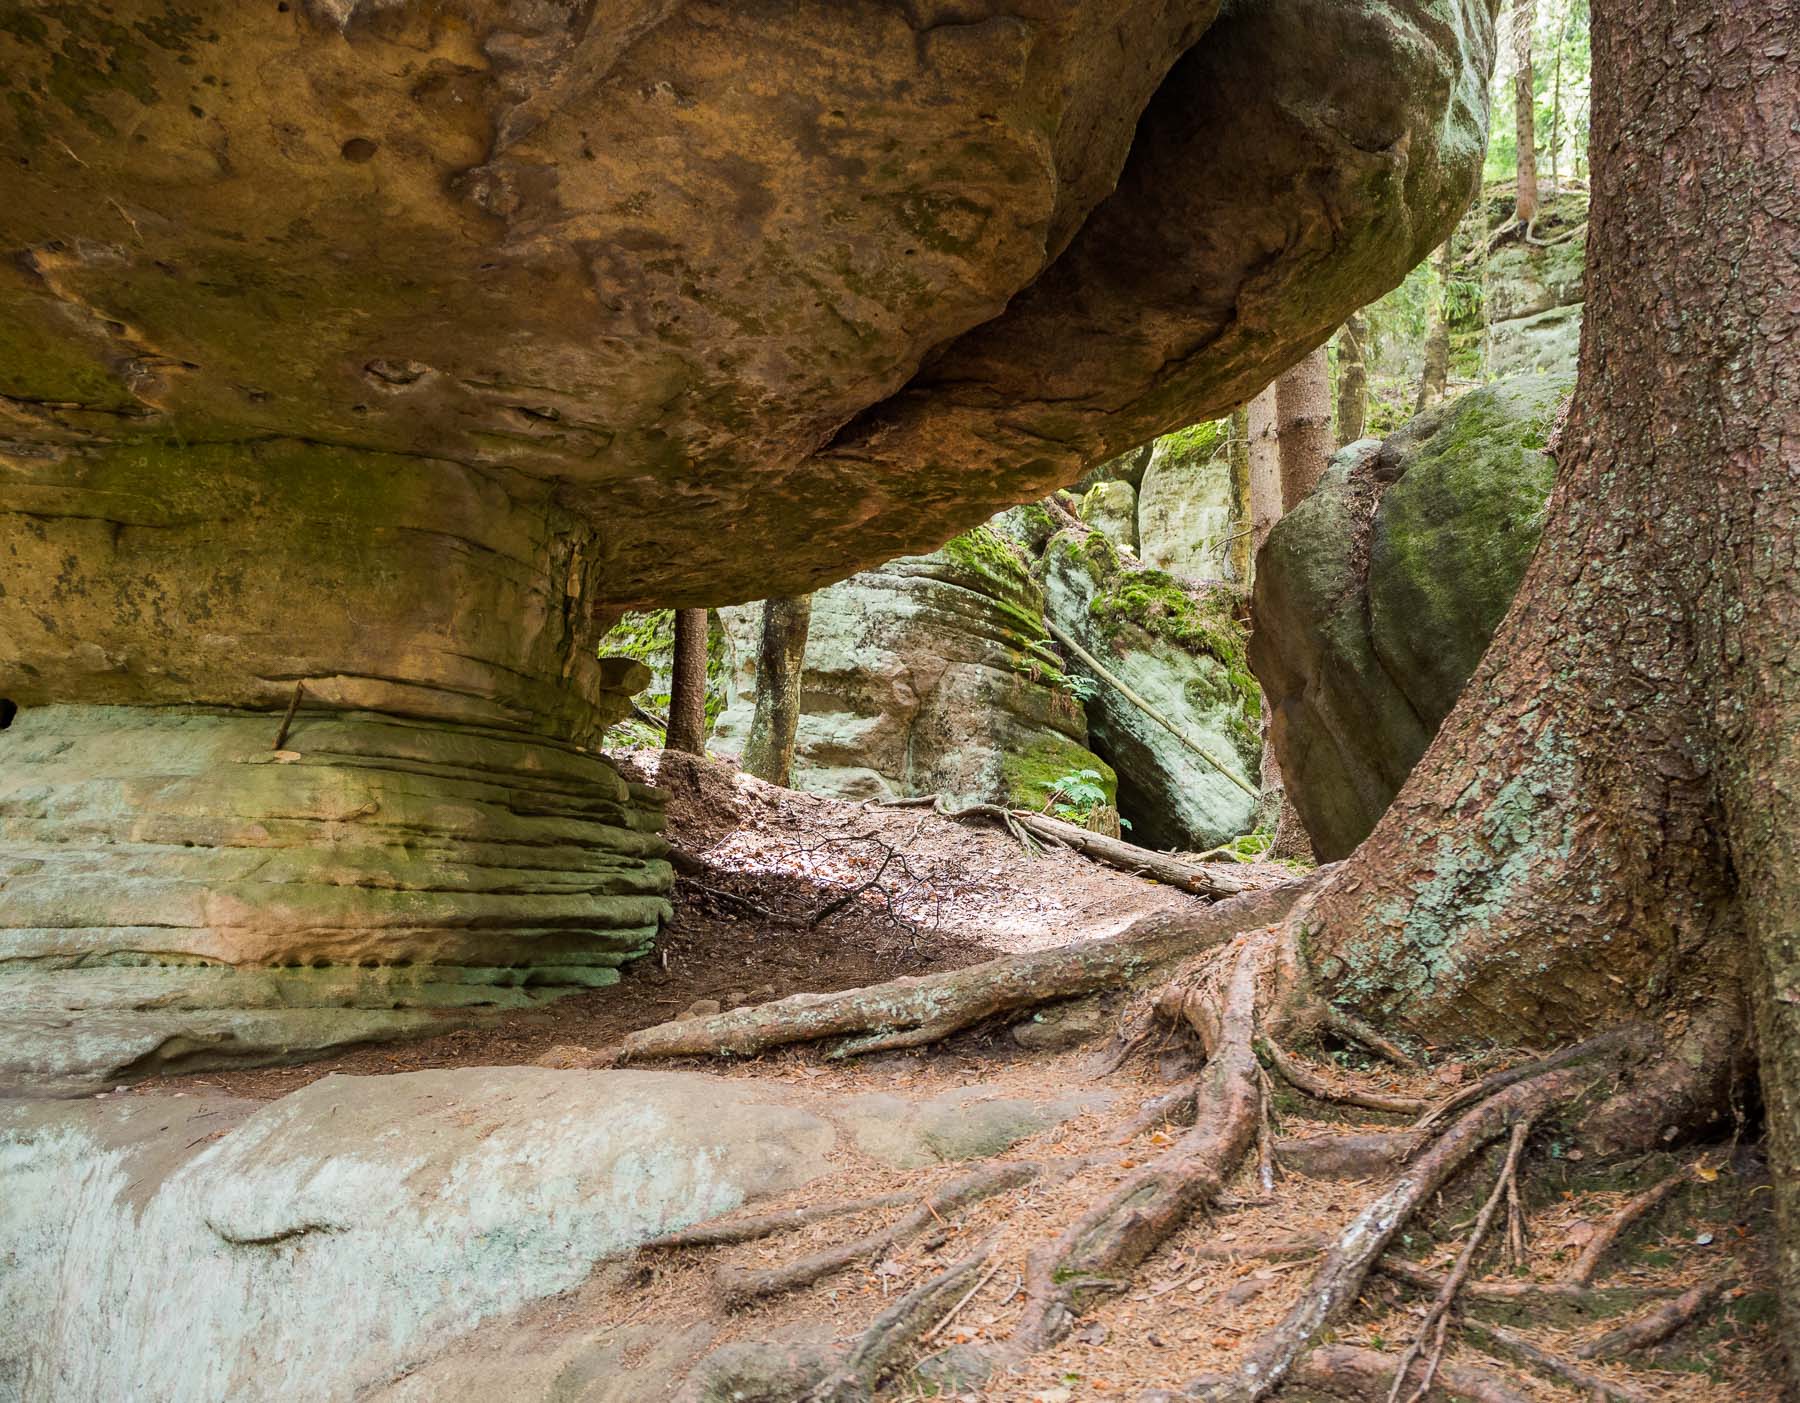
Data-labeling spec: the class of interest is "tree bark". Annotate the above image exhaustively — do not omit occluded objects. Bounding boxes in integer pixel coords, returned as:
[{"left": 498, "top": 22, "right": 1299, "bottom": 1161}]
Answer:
[
  {"left": 664, "top": 608, "right": 710, "bottom": 754},
  {"left": 1512, "top": 0, "right": 1540, "bottom": 223},
  {"left": 741, "top": 594, "right": 814, "bottom": 787},
  {"left": 1333, "top": 314, "right": 1368, "bottom": 448},
  {"left": 1275, "top": 347, "right": 1333, "bottom": 509},
  {"left": 1226, "top": 406, "right": 1254, "bottom": 585},
  {"left": 1414, "top": 239, "right": 1454, "bottom": 412},
  {"left": 1301, "top": 0, "right": 1797, "bottom": 1367},
  {"left": 1246, "top": 385, "right": 1282, "bottom": 558}
]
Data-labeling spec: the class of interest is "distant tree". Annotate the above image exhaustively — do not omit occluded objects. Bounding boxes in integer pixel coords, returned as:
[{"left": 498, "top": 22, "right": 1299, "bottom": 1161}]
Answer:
[
  {"left": 1415, "top": 239, "right": 1454, "bottom": 411},
  {"left": 1225, "top": 406, "right": 1254, "bottom": 583},
  {"left": 1513, "top": 0, "right": 1540, "bottom": 220},
  {"left": 1246, "top": 385, "right": 1282, "bottom": 557},
  {"left": 742, "top": 595, "right": 814, "bottom": 787},
  {"left": 664, "top": 609, "right": 710, "bottom": 754},
  {"left": 1333, "top": 313, "right": 1369, "bottom": 446},
  {"left": 1275, "top": 347, "right": 1332, "bottom": 508}
]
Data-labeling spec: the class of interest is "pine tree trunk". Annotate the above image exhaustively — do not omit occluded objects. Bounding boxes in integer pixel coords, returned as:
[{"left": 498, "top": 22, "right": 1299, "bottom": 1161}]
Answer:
[
  {"left": 664, "top": 608, "right": 710, "bottom": 754},
  {"left": 1333, "top": 314, "right": 1368, "bottom": 448},
  {"left": 1275, "top": 347, "right": 1333, "bottom": 509},
  {"left": 1246, "top": 385, "right": 1282, "bottom": 558},
  {"left": 1414, "top": 240, "right": 1454, "bottom": 411},
  {"left": 742, "top": 595, "right": 814, "bottom": 787},
  {"left": 1301, "top": 0, "right": 1798, "bottom": 1361},
  {"left": 1226, "top": 406, "right": 1254, "bottom": 585},
  {"left": 1513, "top": 0, "right": 1539, "bottom": 222}
]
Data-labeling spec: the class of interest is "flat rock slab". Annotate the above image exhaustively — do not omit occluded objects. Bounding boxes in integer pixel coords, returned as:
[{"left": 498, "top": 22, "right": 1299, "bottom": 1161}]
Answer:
[{"left": 0, "top": 1067, "right": 1105, "bottom": 1401}]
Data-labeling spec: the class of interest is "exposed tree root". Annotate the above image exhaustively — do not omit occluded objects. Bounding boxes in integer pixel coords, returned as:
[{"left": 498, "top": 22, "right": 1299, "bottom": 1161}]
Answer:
[
  {"left": 1260, "top": 1038, "right": 1430, "bottom": 1117},
  {"left": 1573, "top": 1272, "right": 1736, "bottom": 1358},
  {"left": 1565, "top": 1167, "right": 1690, "bottom": 1284},
  {"left": 1457, "top": 1319, "right": 1652, "bottom": 1403},
  {"left": 1375, "top": 1256, "right": 1680, "bottom": 1308},
  {"left": 613, "top": 880, "right": 1314, "bottom": 1063},
  {"left": 1285, "top": 1345, "right": 1536, "bottom": 1403},
  {"left": 1381, "top": 1118, "right": 1533, "bottom": 1403},
  {"left": 1169, "top": 1045, "right": 1635, "bottom": 1401},
  {"left": 643, "top": 1188, "right": 925, "bottom": 1250},
  {"left": 716, "top": 1161, "right": 1037, "bottom": 1305}
]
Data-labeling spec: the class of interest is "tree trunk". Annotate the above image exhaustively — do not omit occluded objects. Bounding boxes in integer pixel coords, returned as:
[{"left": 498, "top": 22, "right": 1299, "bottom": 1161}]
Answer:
[
  {"left": 1513, "top": 0, "right": 1539, "bottom": 223},
  {"left": 1226, "top": 407, "right": 1254, "bottom": 585},
  {"left": 741, "top": 595, "right": 814, "bottom": 787},
  {"left": 1275, "top": 347, "right": 1333, "bottom": 509},
  {"left": 1303, "top": 0, "right": 1798, "bottom": 1362},
  {"left": 1333, "top": 314, "right": 1368, "bottom": 448},
  {"left": 1414, "top": 239, "right": 1454, "bottom": 412},
  {"left": 1246, "top": 385, "right": 1282, "bottom": 558},
  {"left": 664, "top": 608, "right": 710, "bottom": 754}
]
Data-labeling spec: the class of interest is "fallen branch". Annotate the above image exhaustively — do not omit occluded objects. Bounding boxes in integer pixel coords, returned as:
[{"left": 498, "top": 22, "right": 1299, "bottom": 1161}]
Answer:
[
  {"left": 614, "top": 878, "right": 1314, "bottom": 1062},
  {"left": 1564, "top": 1167, "right": 1688, "bottom": 1284},
  {"left": 1045, "top": 620, "right": 1259, "bottom": 800}
]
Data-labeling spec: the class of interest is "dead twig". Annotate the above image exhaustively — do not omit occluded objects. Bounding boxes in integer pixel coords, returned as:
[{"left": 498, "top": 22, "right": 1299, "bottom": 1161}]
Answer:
[{"left": 272, "top": 680, "right": 304, "bottom": 750}]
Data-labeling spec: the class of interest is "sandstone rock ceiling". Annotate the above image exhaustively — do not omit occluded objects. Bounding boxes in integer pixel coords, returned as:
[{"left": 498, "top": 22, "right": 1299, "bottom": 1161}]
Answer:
[{"left": 1, "top": 0, "right": 1494, "bottom": 608}]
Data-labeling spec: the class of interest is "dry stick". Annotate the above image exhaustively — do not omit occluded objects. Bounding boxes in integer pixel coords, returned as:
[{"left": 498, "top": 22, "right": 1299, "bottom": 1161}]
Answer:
[
  {"left": 1457, "top": 1320, "right": 1652, "bottom": 1403},
  {"left": 272, "top": 680, "right": 304, "bottom": 750},
  {"left": 1385, "top": 1117, "right": 1534, "bottom": 1403},
  {"left": 1261, "top": 1039, "right": 1430, "bottom": 1116},
  {"left": 919, "top": 1256, "right": 1005, "bottom": 1344},
  {"left": 1564, "top": 1167, "right": 1689, "bottom": 1284},
  {"left": 1573, "top": 1272, "right": 1735, "bottom": 1358},
  {"left": 614, "top": 879, "right": 1314, "bottom": 1062},
  {"left": 1291, "top": 1345, "right": 1537, "bottom": 1403},
  {"left": 1045, "top": 620, "right": 1259, "bottom": 799},
  {"left": 1167, "top": 1040, "right": 1638, "bottom": 1403},
  {"left": 715, "top": 1160, "right": 1036, "bottom": 1305}
]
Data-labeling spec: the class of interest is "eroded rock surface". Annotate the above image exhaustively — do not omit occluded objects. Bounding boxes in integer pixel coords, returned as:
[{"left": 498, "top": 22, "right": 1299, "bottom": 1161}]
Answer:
[
  {"left": 1136, "top": 422, "right": 1240, "bottom": 584},
  {"left": 0, "top": 0, "right": 1496, "bottom": 1075},
  {"left": 1039, "top": 534, "right": 1261, "bottom": 849},
  {"left": 0, "top": 1067, "right": 1104, "bottom": 1402},
  {"left": 712, "top": 528, "right": 1110, "bottom": 810},
  {"left": 1250, "top": 375, "right": 1567, "bottom": 859}
]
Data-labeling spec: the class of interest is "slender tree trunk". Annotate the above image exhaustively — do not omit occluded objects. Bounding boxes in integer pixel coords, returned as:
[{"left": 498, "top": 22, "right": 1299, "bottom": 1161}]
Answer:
[
  {"left": 1547, "top": 0, "right": 1570, "bottom": 193},
  {"left": 1333, "top": 314, "right": 1368, "bottom": 448},
  {"left": 742, "top": 595, "right": 814, "bottom": 787},
  {"left": 1246, "top": 385, "right": 1282, "bottom": 558},
  {"left": 663, "top": 608, "right": 711, "bottom": 754},
  {"left": 1414, "top": 239, "right": 1454, "bottom": 412},
  {"left": 1275, "top": 348, "right": 1332, "bottom": 508},
  {"left": 1302, "top": 0, "right": 1798, "bottom": 1363},
  {"left": 1513, "top": 0, "right": 1539, "bottom": 222},
  {"left": 1225, "top": 406, "right": 1254, "bottom": 585}
]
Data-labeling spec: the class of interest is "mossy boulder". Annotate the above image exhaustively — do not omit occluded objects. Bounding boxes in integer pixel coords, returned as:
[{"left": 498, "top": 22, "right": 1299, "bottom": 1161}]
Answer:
[
  {"left": 1250, "top": 375, "right": 1568, "bottom": 859},
  {"left": 712, "top": 527, "right": 1113, "bottom": 810},
  {"left": 1484, "top": 188, "right": 1588, "bottom": 379},
  {"left": 1039, "top": 531, "right": 1261, "bottom": 849}
]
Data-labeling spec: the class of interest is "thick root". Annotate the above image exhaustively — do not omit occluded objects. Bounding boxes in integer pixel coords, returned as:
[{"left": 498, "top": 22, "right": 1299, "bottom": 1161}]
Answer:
[
  {"left": 1173, "top": 1035, "right": 1642, "bottom": 1402},
  {"left": 615, "top": 880, "right": 1315, "bottom": 1063},
  {"left": 1457, "top": 1320, "right": 1652, "bottom": 1403},
  {"left": 1276, "top": 1345, "right": 1537, "bottom": 1403},
  {"left": 1574, "top": 1273, "right": 1736, "bottom": 1359},
  {"left": 1564, "top": 1167, "right": 1690, "bottom": 1285},
  {"left": 1260, "top": 1038, "right": 1430, "bottom": 1117}
]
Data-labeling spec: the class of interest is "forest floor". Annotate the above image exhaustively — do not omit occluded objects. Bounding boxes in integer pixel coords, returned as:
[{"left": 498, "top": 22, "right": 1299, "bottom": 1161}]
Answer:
[{"left": 130, "top": 756, "right": 1787, "bottom": 1401}]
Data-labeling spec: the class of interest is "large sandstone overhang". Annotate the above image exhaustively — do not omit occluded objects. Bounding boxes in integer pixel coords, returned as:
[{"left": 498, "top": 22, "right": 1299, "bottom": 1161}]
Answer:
[{"left": 4, "top": 0, "right": 1494, "bottom": 617}]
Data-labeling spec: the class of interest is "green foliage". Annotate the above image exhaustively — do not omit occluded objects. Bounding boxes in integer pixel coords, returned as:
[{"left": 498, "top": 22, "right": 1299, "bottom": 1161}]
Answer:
[
  {"left": 1485, "top": 0, "right": 1592, "bottom": 188},
  {"left": 1038, "top": 768, "right": 1127, "bottom": 830}
]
